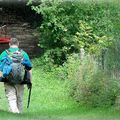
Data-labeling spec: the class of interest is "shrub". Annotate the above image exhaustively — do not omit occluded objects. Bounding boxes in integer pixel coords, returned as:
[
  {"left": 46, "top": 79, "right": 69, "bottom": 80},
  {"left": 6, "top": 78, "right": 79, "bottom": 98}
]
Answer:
[
  {"left": 29, "top": 0, "right": 111, "bottom": 65},
  {"left": 65, "top": 55, "right": 120, "bottom": 107}
]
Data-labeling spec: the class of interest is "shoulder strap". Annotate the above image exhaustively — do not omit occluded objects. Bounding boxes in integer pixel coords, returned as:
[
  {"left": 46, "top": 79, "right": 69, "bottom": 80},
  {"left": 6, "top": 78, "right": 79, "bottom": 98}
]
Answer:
[
  {"left": 6, "top": 48, "right": 23, "bottom": 54},
  {"left": 6, "top": 49, "right": 24, "bottom": 60},
  {"left": 18, "top": 48, "right": 23, "bottom": 53},
  {"left": 18, "top": 49, "right": 24, "bottom": 57},
  {"left": 6, "top": 49, "right": 11, "bottom": 55}
]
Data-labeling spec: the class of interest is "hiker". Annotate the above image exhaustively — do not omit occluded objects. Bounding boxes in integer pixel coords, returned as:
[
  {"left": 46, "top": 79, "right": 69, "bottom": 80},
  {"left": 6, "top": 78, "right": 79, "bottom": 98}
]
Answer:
[{"left": 0, "top": 38, "right": 32, "bottom": 113}]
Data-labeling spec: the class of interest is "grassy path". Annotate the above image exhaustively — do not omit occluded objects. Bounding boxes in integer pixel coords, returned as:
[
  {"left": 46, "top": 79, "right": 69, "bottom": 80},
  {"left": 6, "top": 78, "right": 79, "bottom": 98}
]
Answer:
[{"left": 0, "top": 67, "right": 120, "bottom": 120}]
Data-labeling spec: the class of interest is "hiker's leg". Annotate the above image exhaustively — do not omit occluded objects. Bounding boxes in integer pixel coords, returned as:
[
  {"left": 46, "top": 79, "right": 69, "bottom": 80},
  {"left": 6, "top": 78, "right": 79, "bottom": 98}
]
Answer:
[
  {"left": 16, "top": 84, "right": 24, "bottom": 113},
  {"left": 4, "top": 83, "right": 19, "bottom": 113}
]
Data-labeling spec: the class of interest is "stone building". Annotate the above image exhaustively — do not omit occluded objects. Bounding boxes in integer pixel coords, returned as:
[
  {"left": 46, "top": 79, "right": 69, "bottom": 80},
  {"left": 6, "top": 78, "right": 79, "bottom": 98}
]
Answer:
[{"left": 0, "top": 0, "right": 41, "bottom": 58}]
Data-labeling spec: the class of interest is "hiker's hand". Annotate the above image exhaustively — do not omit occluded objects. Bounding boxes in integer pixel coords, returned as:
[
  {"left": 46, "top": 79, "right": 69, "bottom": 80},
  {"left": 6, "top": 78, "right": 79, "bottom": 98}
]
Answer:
[
  {"left": 27, "top": 82, "right": 32, "bottom": 89},
  {"left": 0, "top": 71, "right": 3, "bottom": 77}
]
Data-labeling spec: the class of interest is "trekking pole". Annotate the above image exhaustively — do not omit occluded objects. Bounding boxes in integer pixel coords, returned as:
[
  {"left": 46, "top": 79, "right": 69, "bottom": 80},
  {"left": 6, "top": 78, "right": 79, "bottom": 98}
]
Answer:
[
  {"left": 27, "top": 86, "right": 32, "bottom": 108},
  {"left": 26, "top": 70, "right": 32, "bottom": 108}
]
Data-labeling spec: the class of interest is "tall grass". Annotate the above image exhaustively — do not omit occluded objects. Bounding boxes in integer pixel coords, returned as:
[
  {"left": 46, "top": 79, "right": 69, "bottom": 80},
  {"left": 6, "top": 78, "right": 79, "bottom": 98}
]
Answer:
[
  {"left": 54, "top": 54, "right": 120, "bottom": 107},
  {"left": 0, "top": 61, "right": 120, "bottom": 120}
]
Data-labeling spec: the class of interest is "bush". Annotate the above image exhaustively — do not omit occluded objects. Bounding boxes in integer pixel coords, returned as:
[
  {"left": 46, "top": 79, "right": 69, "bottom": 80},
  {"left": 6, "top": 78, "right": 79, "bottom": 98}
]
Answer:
[
  {"left": 64, "top": 55, "right": 120, "bottom": 107},
  {"left": 29, "top": 0, "right": 120, "bottom": 107},
  {"left": 29, "top": 0, "right": 111, "bottom": 65}
]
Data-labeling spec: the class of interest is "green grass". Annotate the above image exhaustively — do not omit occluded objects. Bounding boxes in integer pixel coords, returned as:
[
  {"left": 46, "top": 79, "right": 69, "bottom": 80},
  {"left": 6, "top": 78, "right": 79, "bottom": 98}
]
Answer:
[{"left": 0, "top": 66, "right": 120, "bottom": 120}]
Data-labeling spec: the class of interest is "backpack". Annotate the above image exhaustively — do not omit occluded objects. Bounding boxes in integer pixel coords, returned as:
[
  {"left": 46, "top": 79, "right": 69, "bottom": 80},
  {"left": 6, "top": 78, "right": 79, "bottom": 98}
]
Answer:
[{"left": 6, "top": 49, "right": 25, "bottom": 84}]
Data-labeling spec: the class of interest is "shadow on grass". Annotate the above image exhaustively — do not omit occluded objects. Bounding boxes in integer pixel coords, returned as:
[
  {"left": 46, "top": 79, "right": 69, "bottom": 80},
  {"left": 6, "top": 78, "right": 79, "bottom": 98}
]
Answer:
[
  {"left": 23, "top": 105, "right": 120, "bottom": 117},
  {"left": 0, "top": 106, "right": 120, "bottom": 120}
]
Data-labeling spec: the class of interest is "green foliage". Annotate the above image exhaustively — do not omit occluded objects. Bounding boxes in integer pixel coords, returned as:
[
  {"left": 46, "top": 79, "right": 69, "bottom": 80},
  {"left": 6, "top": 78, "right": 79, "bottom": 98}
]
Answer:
[
  {"left": 58, "top": 55, "right": 120, "bottom": 107},
  {"left": 103, "top": 3, "right": 120, "bottom": 72},
  {"left": 1, "top": 62, "right": 120, "bottom": 119},
  {"left": 105, "top": 40, "right": 120, "bottom": 71},
  {"left": 29, "top": 0, "right": 112, "bottom": 65},
  {"left": 29, "top": 0, "right": 120, "bottom": 108}
]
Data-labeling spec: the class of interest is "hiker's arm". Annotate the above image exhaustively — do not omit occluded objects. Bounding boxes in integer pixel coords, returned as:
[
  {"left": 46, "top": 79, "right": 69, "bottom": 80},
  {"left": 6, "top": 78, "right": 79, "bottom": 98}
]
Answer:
[
  {"left": 27, "top": 70, "right": 32, "bottom": 89},
  {"left": 23, "top": 51, "right": 32, "bottom": 70},
  {"left": 22, "top": 51, "right": 32, "bottom": 88},
  {"left": 28, "top": 70, "right": 32, "bottom": 82},
  {"left": 0, "top": 51, "right": 7, "bottom": 63}
]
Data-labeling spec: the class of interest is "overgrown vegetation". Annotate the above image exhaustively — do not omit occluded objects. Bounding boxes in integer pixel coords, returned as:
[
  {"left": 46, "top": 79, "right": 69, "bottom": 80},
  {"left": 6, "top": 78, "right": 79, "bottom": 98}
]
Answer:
[
  {"left": 0, "top": 65, "right": 120, "bottom": 120},
  {"left": 62, "top": 55, "right": 120, "bottom": 107},
  {"left": 29, "top": 0, "right": 113, "bottom": 65},
  {"left": 28, "top": 0, "right": 120, "bottom": 108}
]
